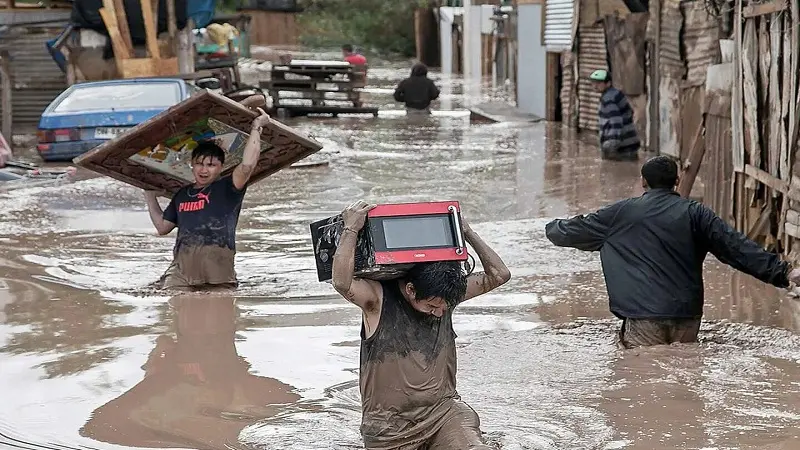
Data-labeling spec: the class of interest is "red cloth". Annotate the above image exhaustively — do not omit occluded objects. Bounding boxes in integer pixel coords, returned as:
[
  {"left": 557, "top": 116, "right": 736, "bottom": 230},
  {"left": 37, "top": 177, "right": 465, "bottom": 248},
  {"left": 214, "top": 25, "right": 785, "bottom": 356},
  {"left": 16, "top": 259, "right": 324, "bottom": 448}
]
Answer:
[{"left": 344, "top": 54, "right": 367, "bottom": 65}]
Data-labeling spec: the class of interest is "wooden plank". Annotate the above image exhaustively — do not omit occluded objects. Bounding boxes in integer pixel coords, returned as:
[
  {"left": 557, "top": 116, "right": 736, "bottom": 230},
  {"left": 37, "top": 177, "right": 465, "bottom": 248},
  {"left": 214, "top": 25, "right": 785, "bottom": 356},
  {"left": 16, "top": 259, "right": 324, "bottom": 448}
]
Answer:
[
  {"left": 118, "top": 57, "right": 178, "bottom": 78},
  {"left": 742, "top": 20, "right": 760, "bottom": 184},
  {"left": 758, "top": 18, "right": 769, "bottom": 152},
  {"left": 140, "top": 0, "right": 161, "bottom": 59},
  {"left": 744, "top": 163, "right": 790, "bottom": 194},
  {"left": 736, "top": 173, "right": 746, "bottom": 230},
  {"left": 677, "top": 122, "right": 706, "bottom": 198},
  {"left": 790, "top": 0, "right": 799, "bottom": 167},
  {"left": 99, "top": 7, "right": 132, "bottom": 61},
  {"left": 732, "top": 0, "right": 744, "bottom": 172},
  {"left": 780, "top": 13, "right": 792, "bottom": 241},
  {"left": 651, "top": 0, "right": 661, "bottom": 153},
  {"left": 747, "top": 203, "right": 772, "bottom": 239},
  {"left": 167, "top": 0, "right": 177, "bottom": 38},
  {"left": 743, "top": 0, "right": 786, "bottom": 17},
  {"left": 152, "top": 0, "right": 159, "bottom": 36},
  {"left": 791, "top": 1, "right": 799, "bottom": 248},
  {"left": 781, "top": 13, "right": 791, "bottom": 181},
  {"left": 0, "top": 51, "right": 11, "bottom": 143},
  {"left": 768, "top": 14, "right": 782, "bottom": 180},
  {"left": 110, "top": 0, "right": 133, "bottom": 57}
]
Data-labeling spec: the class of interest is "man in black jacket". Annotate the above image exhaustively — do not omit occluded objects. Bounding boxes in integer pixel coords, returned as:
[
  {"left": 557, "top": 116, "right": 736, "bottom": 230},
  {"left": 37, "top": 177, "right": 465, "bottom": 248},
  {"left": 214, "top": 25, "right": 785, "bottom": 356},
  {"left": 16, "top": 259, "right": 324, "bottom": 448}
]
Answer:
[
  {"left": 393, "top": 63, "right": 440, "bottom": 114},
  {"left": 545, "top": 156, "right": 800, "bottom": 347}
]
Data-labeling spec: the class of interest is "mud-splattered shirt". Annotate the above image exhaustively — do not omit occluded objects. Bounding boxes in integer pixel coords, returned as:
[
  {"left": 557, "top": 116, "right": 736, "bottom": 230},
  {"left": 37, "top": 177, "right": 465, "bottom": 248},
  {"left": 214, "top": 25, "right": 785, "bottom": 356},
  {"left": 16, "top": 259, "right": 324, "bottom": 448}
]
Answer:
[
  {"left": 162, "top": 175, "right": 246, "bottom": 285},
  {"left": 359, "top": 281, "right": 459, "bottom": 449},
  {"left": 164, "top": 175, "right": 246, "bottom": 252}
]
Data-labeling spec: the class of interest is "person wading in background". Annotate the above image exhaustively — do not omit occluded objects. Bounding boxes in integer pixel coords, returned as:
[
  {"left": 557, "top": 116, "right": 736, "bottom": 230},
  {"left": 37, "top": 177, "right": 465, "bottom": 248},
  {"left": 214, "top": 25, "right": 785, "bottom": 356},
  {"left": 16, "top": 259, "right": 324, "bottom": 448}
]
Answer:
[
  {"left": 144, "top": 108, "right": 271, "bottom": 291},
  {"left": 332, "top": 200, "right": 511, "bottom": 449},
  {"left": 342, "top": 44, "right": 367, "bottom": 66},
  {"left": 393, "top": 63, "right": 440, "bottom": 114},
  {"left": 590, "top": 69, "right": 640, "bottom": 161},
  {"left": 545, "top": 156, "right": 800, "bottom": 348},
  {"left": 342, "top": 44, "right": 368, "bottom": 107}
]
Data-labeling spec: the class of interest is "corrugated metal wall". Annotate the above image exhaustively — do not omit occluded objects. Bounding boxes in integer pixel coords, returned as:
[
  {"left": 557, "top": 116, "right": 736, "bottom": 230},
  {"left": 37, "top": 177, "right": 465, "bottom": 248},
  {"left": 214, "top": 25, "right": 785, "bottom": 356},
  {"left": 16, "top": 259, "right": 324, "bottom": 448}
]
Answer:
[
  {"left": 0, "top": 26, "right": 67, "bottom": 132},
  {"left": 544, "top": 0, "right": 574, "bottom": 52},
  {"left": 702, "top": 93, "right": 733, "bottom": 223},
  {"left": 577, "top": 24, "right": 607, "bottom": 131}
]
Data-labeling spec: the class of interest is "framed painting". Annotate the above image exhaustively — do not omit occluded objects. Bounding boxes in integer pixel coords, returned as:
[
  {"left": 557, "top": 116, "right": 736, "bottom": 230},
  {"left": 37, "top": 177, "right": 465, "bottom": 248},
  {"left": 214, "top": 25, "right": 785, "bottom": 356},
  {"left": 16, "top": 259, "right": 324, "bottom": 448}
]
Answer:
[{"left": 73, "top": 90, "right": 323, "bottom": 195}]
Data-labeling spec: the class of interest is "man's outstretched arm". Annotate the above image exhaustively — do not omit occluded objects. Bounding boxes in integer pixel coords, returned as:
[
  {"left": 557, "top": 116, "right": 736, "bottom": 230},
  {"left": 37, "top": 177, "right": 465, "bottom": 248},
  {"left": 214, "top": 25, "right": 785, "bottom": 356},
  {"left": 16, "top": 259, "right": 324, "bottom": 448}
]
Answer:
[
  {"left": 545, "top": 201, "right": 624, "bottom": 252},
  {"left": 462, "top": 220, "right": 512, "bottom": 302},
  {"left": 692, "top": 202, "right": 800, "bottom": 287}
]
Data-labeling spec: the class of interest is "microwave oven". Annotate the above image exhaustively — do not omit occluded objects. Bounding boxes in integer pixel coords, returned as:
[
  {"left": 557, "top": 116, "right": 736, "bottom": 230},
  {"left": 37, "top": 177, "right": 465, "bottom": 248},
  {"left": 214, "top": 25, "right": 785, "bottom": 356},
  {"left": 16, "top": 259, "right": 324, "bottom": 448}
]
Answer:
[{"left": 310, "top": 201, "right": 468, "bottom": 282}]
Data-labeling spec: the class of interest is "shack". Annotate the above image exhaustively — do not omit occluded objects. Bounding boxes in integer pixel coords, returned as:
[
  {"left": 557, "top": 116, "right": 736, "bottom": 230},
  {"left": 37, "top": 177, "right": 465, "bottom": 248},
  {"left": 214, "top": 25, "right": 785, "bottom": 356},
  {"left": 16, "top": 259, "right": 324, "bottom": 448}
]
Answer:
[{"left": 558, "top": 0, "right": 800, "bottom": 264}]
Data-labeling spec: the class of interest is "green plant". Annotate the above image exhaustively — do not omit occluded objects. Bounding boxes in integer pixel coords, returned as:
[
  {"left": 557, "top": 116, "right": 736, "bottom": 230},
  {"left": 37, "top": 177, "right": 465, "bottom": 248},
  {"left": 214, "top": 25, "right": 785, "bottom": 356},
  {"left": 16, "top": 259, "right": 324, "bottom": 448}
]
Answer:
[{"left": 297, "top": 0, "right": 432, "bottom": 57}]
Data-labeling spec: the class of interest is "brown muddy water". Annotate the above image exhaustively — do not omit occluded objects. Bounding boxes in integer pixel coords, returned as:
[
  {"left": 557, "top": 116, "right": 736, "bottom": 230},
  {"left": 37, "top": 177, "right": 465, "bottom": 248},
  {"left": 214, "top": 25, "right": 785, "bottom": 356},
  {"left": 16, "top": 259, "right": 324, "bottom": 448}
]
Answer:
[{"left": 2, "top": 65, "right": 800, "bottom": 450}]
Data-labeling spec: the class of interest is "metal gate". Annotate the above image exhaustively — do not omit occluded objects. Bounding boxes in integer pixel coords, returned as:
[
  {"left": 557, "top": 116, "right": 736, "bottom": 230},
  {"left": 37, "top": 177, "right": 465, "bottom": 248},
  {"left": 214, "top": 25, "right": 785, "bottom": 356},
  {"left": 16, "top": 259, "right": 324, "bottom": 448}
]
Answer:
[
  {"left": 577, "top": 24, "right": 607, "bottom": 131},
  {"left": 0, "top": 27, "right": 68, "bottom": 133},
  {"left": 544, "top": 0, "right": 574, "bottom": 52}
]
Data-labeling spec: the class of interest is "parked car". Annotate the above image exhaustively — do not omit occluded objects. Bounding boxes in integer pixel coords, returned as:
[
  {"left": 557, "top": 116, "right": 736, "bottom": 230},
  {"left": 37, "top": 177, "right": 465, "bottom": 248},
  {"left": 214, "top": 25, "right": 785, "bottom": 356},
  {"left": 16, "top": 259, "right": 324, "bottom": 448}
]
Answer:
[{"left": 36, "top": 78, "right": 201, "bottom": 162}]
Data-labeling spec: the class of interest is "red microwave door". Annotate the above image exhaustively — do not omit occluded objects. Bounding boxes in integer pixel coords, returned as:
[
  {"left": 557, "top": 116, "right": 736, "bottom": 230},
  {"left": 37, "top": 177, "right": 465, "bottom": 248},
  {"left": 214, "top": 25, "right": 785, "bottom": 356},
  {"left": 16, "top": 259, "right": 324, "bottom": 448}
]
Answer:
[
  {"left": 367, "top": 201, "right": 467, "bottom": 265},
  {"left": 369, "top": 201, "right": 460, "bottom": 218}
]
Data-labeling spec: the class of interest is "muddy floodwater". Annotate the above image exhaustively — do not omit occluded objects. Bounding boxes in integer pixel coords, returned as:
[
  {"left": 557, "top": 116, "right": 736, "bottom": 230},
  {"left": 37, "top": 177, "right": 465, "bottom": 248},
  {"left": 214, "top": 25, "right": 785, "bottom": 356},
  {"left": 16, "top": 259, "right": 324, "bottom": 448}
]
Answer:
[{"left": 2, "top": 64, "right": 800, "bottom": 450}]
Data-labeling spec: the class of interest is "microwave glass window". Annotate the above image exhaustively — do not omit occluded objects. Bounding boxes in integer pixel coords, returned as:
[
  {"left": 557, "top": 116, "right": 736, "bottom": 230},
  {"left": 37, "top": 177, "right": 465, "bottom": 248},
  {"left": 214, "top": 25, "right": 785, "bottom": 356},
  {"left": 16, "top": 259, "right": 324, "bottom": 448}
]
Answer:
[{"left": 382, "top": 216, "right": 455, "bottom": 249}]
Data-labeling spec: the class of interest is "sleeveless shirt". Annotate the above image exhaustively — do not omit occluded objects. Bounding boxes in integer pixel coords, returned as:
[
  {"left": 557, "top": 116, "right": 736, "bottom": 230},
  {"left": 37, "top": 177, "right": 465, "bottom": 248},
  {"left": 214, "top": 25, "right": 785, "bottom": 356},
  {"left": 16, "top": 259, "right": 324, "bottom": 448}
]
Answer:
[{"left": 359, "top": 281, "right": 459, "bottom": 449}]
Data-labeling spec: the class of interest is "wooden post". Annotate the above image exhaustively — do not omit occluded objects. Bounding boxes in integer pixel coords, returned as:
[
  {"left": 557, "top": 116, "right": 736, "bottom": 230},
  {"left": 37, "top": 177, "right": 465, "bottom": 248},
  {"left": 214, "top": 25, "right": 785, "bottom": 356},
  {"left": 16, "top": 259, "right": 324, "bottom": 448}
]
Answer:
[
  {"left": 415, "top": 9, "right": 423, "bottom": 63},
  {"left": 141, "top": 0, "right": 161, "bottom": 59},
  {"left": 677, "top": 123, "right": 706, "bottom": 197},
  {"left": 112, "top": 0, "right": 134, "bottom": 56},
  {"left": 732, "top": 0, "right": 744, "bottom": 172},
  {"left": 167, "top": 0, "right": 177, "bottom": 39},
  {"left": 177, "top": 18, "right": 195, "bottom": 74},
  {"left": 732, "top": 0, "right": 745, "bottom": 230},
  {"left": 0, "top": 50, "right": 11, "bottom": 144},
  {"left": 650, "top": 0, "right": 661, "bottom": 153}
]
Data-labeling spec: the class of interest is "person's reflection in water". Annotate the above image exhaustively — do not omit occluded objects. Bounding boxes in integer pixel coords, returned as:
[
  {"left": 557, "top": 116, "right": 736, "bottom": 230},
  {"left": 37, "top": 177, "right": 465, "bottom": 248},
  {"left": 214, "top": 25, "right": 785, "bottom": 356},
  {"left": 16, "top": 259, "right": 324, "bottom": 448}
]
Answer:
[{"left": 80, "top": 293, "right": 301, "bottom": 449}]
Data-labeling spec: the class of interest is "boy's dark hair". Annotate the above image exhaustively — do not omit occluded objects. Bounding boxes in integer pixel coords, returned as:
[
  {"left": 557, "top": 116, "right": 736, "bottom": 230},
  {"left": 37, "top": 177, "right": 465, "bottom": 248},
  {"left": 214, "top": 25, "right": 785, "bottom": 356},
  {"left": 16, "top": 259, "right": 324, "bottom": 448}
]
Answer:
[
  {"left": 342, "top": 44, "right": 354, "bottom": 53},
  {"left": 406, "top": 261, "right": 467, "bottom": 309},
  {"left": 191, "top": 141, "right": 226, "bottom": 165},
  {"left": 641, "top": 155, "right": 678, "bottom": 189}
]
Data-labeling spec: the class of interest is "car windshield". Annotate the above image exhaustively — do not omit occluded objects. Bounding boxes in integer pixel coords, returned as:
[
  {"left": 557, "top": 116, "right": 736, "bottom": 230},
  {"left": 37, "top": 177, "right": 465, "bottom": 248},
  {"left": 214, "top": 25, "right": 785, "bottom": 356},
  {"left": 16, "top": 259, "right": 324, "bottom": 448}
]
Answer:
[{"left": 52, "top": 82, "right": 182, "bottom": 113}]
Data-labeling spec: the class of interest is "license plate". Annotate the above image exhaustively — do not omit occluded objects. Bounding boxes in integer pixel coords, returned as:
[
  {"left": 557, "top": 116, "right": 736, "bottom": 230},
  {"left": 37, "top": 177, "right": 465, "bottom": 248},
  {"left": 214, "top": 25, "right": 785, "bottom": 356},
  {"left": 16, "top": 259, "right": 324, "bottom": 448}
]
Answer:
[{"left": 94, "top": 127, "right": 131, "bottom": 139}]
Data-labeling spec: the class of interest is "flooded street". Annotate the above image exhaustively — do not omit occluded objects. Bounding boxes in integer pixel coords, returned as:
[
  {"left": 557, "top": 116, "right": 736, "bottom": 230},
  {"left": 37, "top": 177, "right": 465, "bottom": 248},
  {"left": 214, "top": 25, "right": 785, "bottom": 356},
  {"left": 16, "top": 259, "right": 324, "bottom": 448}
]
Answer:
[{"left": 2, "top": 66, "right": 800, "bottom": 450}]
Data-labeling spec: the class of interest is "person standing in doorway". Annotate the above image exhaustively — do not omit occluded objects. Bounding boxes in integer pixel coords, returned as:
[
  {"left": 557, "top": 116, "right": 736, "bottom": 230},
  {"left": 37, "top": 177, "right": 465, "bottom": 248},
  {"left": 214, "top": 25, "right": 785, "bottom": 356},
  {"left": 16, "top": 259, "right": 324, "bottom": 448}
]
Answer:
[
  {"left": 332, "top": 200, "right": 511, "bottom": 449},
  {"left": 589, "top": 69, "right": 640, "bottom": 161},
  {"left": 545, "top": 156, "right": 800, "bottom": 348},
  {"left": 393, "top": 63, "right": 440, "bottom": 115},
  {"left": 144, "top": 108, "right": 271, "bottom": 291}
]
